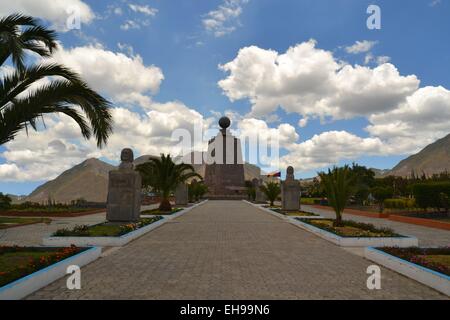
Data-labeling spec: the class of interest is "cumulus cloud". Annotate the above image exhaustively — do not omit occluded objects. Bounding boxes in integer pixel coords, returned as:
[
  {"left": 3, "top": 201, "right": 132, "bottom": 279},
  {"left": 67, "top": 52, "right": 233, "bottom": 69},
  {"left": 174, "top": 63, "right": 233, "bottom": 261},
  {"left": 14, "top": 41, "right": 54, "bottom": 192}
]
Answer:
[
  {"left": 218, "top": 39, "right": 450, "bottom": 162},
  {"left": 46, "top": 44, "right": 164, "bottom": 107},
  {"left": 219, "top": 40, "right": 419, "bottom": 120},
  {"left": 0, "top": 0, "right": 95, "bottom": 31},
  {"left": 279, "top": 131, "right": 384, "bottom": 172},
  {"left": 345, "top": 40, "right": 378, "bottom": 54},
  {"left": 366, "top": 86, "right": 450, "bottom": 154},
  {"left": 202, "top": 0, "right": 249, "bottom": 37}
]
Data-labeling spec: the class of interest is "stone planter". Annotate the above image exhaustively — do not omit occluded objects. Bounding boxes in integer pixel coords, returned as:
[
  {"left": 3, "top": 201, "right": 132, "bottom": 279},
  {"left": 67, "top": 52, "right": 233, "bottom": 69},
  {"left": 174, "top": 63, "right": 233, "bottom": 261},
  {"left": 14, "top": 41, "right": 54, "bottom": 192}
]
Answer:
[
  {"left": 290, "top": 218, "right": 418, "bottom": 247},
  {"left": 0, "top": 247, "right": 101, "bottom": 300},
  {"left": 365, "top": 247, "right": 450, "bottom": 296}
]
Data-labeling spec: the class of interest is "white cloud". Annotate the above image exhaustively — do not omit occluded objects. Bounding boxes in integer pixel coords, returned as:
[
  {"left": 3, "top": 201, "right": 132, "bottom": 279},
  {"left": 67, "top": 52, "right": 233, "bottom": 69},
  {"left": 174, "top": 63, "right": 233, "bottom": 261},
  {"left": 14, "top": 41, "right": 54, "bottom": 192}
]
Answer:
[
  {"left": 128, "top": 4, "right": 158, "bottom": 16},
  {"left": 0, "top": 0, "right": 95, "bottom": 31},
  {"left": 202, "top": 0, "right": 248, "bottom": 37},
  {"left": 0, "top": 100, "right": 213, "bottom": 182},
  {"left": 280, "top": 131, "right": 384, "bottom": 172},
  {"left": 345, "top": 40, "right": 378, "bottom": 54},
  {"left": 218, "top": 40, "right": 419, "bottom": 120},
  {"left": 46, "top": 44, "right": 164, "bottom": 107},
  {"left": 366, "top": 86, "right": 450, "bottom": 154}
]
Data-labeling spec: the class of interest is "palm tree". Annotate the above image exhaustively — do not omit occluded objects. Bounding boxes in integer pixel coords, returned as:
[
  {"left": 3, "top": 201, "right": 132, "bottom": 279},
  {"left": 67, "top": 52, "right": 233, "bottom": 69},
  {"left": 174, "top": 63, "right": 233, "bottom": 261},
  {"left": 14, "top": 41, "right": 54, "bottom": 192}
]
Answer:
[
  {"left": 0, "top": 14, "right": 112, "bottom": 147},
  {"left": 0, "top": 14, "right": 57, "bottom": 70},
  {"left": 319, "top": 166, "right": 353, "bottom": 226},
  {"left": 136, "top": 154, "right": 201, "bottom": 211},
  {"left": 260, "top": 181, "right": 280, "bottom": 206}
]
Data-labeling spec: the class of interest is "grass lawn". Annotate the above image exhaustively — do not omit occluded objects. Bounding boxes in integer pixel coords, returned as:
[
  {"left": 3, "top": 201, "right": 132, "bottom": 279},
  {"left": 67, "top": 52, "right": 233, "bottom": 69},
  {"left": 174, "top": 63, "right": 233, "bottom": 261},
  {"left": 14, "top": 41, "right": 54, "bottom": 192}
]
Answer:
[
  {"left": 53, "top": 216, "right": 163, "bottom": 237},
  {"left": 297, "top": 218, "right": 401, "bottom": 238},
  {"left": 141, "top": 208, "right": 183, "bottom": 215},
  {"left": 0, "top": 217, "right": 51, "bottom": 229},
  {"left": 379, "top": 247, "right": 450, "bottom": 276},
  {"left": 0, "top": 246, "right": 83, "bottom": 287}
]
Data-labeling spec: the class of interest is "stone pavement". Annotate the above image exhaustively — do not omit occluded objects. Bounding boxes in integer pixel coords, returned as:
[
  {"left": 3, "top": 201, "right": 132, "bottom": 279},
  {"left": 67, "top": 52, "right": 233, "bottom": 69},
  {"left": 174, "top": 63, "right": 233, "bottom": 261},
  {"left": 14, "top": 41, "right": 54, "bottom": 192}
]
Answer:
[
  {"left": 0, "top": 204, "right": 159, "bottom": 246},
  {"left": 28, "top": 200, "right": 447, "bottom": 299},
  {"left": 302, "top": 205, "right": 450, "bottom": 247}
]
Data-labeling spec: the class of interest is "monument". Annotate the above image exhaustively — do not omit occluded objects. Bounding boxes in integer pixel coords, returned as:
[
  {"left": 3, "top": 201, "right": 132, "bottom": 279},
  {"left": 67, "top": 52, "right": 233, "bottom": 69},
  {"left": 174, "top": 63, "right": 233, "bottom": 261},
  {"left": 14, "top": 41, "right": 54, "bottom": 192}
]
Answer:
[
  {"left": 253, "top": 178, "right": 266, "bottom": 203},
  {"left": 175, "top": 183, "right": 189, "bottom": 205},
  {"left": 106, "top": 148, "right": 142, "bottom": 222},
  {"left": 204, "top": 117, "right": 246, "bottom": 198},
  {"left": 281, "top": 166, "right": 301, "bottom": 211}
]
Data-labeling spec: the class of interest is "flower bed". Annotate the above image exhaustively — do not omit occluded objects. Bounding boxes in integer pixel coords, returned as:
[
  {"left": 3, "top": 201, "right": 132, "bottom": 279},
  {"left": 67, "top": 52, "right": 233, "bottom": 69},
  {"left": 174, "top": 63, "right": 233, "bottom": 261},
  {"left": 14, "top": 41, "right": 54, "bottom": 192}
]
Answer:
[
  {"left": 270, "top": 208, "right": 319, "bottom": 217},
  {"left": 290, "top": 218, "right": 417, "bottom": 247},
  {"left": 0, "top": 245, "right": 84, "bottom": 287},
  {"left": 53, "top": 217, "right": 163, "bottom": 237},
  {"left": 378, "top": 247, "right": 450, "bottom": 276},
  {"left": 296, "top": 218, "right": 401, "bottom": 238},
  {"left": 365, "top": 247, "right": 450, "bottom": 296}
]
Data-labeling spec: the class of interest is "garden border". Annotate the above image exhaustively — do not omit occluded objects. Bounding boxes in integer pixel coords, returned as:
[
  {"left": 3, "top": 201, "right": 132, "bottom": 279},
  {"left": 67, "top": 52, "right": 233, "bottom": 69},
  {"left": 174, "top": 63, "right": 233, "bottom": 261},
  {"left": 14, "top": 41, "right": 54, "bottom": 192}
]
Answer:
[
  {"left": 289, "top": 218, "right": 418, "bottom": 247},
  {"left": 364, "top": 247, "right": 450, "bottom": 296},
  {"left": 243, "top": 200, "right": 326, "bottom": 220},
  {"left": 42, "top": 200, "right": 208, "bottom": 247},
  {"left": 0, "top": 246, "right": 101, "bottom": 300}
]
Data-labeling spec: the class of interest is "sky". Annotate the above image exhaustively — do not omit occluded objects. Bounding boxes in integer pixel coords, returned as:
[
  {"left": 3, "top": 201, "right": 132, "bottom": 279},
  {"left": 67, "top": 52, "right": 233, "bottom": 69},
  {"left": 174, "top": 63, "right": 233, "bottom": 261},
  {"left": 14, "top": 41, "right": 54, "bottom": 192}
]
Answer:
[{"left": 1, "top": 0, "right": 450, "bottom": 195}]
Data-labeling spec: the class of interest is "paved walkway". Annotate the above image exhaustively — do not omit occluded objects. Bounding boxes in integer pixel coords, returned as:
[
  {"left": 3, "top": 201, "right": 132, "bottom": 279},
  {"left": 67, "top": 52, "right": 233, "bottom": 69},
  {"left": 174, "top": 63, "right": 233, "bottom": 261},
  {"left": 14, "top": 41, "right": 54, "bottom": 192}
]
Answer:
[
  {"left": 28, "top": 201, "right": 447, "bottom": 299},
  {"left": 302, "top": 205, "right": 450, "bottom": 247}
]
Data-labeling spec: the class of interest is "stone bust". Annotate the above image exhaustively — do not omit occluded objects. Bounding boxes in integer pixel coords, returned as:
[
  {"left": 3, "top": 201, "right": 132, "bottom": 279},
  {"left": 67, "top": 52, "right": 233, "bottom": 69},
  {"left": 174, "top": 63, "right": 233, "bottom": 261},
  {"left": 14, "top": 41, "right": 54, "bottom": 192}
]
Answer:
[
  {"left": 119, "top": 148, "right": 134, "bottom": 170},
  {"left": 286, "top": 166, "right": 295, "bottom": 180}
]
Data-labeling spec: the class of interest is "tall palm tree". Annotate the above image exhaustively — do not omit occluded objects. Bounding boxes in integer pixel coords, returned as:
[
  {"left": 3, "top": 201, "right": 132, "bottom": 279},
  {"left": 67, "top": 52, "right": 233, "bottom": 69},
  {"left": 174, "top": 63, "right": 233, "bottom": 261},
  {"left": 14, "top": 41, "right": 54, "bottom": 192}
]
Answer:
[
  {"left": 0, "top": 14, "right": 112, "bottom": 147},
  {"left": 319, "top": 166, "right": 353, "bottom": 226},
  {"left": 0, "top": 14, "right": 58, "bottom": 70},
  {"left": 136, "top": 154, "right": 202, "bottom": 211},
  {"left": 260, "top": 181, "right": 280, "bottom": 206}
]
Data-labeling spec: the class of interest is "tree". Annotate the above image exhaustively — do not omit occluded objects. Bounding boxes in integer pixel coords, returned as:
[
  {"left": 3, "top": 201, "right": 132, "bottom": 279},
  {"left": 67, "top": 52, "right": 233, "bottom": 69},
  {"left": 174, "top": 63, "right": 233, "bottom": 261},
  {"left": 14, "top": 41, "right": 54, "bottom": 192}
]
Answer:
[
  {"left": 349, "top": 163, "right": 375, "bottom": 205},
  {"left": 0, "top": 14, "right": 57, "bottom": 70},
  {"left": 245, "top": 180, "right": 256, "bottom": 201},
  {"left": 260, "top": 181, "right": 280, "bottom": 206},
  {"left": 0, "top": 14, "right": 113, "bottom": 147},
  {"left": 319, "top": 166, "right": 353, "bottom": 226},
  {"left": 188, "top": 181, "right": 208, "bottom": 202},
  {"left": 0, "top": 192, "right": 12, "bottom": 210},
  {"left": 136, "top": 154, "right": 201, "bottom": 211},
  {"left": 370, "top": 186, "right": 393, "bottom": 213}
]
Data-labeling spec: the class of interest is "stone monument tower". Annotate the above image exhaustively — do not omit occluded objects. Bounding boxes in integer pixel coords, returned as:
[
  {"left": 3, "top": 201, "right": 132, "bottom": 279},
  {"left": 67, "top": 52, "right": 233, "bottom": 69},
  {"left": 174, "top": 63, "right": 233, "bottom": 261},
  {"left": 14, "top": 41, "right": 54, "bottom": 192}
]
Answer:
[
  {"left": 204, "top": 116, "right": 246, "bottom": 198},
  {"left": 106, "top": 148, "right": 142, "bottom": 222},
  {"left": 281, "top": 166, "right": 301, "bottom": 211}
]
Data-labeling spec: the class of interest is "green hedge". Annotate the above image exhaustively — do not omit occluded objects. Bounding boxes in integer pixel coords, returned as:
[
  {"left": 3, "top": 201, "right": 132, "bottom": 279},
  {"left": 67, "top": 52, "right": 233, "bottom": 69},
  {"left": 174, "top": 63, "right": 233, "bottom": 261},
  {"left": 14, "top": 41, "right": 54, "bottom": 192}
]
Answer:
[
  {"left": 412, "top": 182, "right": 450, "bottom": 210},
  {"left": 384, "top": 198, "right": 415, "bottom": 210}
]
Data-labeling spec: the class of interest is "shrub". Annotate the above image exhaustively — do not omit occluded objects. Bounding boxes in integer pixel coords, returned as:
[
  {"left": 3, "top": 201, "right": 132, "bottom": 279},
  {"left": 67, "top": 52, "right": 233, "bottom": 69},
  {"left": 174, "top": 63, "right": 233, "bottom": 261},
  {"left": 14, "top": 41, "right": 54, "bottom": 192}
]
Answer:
[
  {"left": 412, "top": 182, "right": 450, "bottom": 210},
  {"left": 0, "top": 193, "right": 12, "bottom": 210},
  {"left": 384, "top": 198, "right": 415, "bottom": 210}
]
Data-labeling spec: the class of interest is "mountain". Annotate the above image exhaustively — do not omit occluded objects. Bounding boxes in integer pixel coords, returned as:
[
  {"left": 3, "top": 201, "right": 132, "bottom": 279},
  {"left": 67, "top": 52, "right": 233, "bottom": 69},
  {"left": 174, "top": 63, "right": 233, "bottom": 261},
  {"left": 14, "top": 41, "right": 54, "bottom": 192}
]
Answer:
[
  {"left": 26, "top": 158, "right": 115, "bottom": 203},
  {"left": 369, "top": 168, "right": 390, "bottom": 178},
  {"left": 386, "top": 133, "right": 450, "bottom": 177},
  {"left": 26, "top": 153, "right": 266, "bottom": 204}
]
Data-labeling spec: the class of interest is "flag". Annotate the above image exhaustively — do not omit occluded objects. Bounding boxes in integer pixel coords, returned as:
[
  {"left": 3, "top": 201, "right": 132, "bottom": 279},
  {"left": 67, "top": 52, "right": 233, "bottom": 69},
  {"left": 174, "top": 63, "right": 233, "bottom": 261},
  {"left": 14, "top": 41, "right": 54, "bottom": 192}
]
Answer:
[{"left": 266, "top": 171, "right": 281, "bottom": 177}]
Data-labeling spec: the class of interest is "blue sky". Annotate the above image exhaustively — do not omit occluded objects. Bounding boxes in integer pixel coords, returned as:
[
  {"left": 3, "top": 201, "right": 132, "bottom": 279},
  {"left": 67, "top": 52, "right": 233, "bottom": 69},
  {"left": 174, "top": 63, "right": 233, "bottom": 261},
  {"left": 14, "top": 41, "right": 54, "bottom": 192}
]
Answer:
[{"left": 1, "top": 0, "right": 450, "bottom": 195}]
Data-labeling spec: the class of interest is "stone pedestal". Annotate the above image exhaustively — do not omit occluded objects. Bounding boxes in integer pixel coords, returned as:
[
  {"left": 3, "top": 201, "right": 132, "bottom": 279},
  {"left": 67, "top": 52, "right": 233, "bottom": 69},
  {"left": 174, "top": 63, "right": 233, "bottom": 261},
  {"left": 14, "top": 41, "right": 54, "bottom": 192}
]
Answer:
[
  {"left": 175, "top": 183, "right": 189, "bottom": 205},
  {"left": 281, "top": 166, "right": 300, "bottom": 211},
  {"left": 106, "top": 148, "right": 142, "bottom": 222}
]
